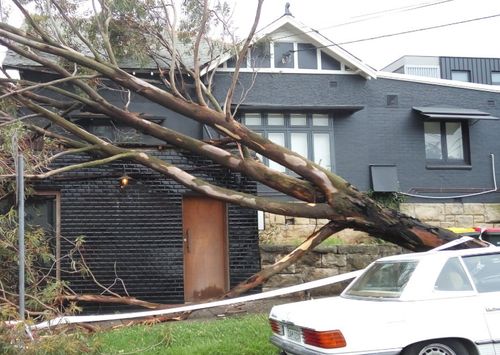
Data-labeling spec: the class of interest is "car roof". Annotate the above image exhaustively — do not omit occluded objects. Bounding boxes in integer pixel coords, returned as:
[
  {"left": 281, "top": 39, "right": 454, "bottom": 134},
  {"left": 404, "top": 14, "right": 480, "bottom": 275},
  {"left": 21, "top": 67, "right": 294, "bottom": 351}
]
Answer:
[{"left": 376, "top": 246, "right": 499, "bottom": 263}]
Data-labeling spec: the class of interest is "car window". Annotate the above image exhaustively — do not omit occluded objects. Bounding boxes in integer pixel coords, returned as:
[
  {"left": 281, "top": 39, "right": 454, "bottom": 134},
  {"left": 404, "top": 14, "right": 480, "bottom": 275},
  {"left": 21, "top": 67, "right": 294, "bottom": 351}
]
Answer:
[
  {"left": 462, "top": 253, "right": 500, "bottom": 293},
  {"left": 434, "top": 257, "right": 473, "bottom": 292},
  {"left": 345, "top": 261, "right": 418, "bottom": 299}
]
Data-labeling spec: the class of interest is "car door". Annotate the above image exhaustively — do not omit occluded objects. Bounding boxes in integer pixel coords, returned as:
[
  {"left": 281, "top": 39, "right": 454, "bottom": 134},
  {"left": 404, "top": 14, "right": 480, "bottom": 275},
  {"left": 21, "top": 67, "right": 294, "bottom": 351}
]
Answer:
[{"left": 462, "top": 252, "right": 500, "bottom": 354}]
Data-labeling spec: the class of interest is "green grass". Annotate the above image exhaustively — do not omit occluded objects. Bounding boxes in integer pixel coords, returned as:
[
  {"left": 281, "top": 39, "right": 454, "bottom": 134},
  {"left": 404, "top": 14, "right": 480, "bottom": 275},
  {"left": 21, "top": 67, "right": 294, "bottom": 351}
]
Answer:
[{"left": 92, "top": 313, "right": 277, "bottom": 354}]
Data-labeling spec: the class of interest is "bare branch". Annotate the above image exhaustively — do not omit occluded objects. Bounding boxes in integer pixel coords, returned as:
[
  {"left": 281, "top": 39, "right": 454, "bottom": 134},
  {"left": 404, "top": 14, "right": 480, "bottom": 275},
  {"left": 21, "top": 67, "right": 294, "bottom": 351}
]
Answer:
[{"left": 223, "top": 0, "right": 264, "bottom": 118}]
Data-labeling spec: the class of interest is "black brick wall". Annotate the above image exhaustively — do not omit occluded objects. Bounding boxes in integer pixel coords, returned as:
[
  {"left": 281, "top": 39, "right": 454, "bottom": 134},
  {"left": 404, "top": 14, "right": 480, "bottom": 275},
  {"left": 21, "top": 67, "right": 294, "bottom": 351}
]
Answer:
[{"left": 35, "top": 149, "right": 260, "bottom": 306}]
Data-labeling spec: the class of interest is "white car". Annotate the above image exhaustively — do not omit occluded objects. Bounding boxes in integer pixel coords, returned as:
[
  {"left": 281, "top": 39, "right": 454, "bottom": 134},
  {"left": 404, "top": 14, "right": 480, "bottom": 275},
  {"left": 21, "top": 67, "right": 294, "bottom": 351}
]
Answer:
[{"left": 269, "top": 247, "right": 500, "bottom": 355}]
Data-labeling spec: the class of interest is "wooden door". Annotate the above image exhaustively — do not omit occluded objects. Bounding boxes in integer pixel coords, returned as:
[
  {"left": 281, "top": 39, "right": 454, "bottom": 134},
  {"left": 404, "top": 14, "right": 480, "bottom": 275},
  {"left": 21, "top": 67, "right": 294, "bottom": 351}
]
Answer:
[{"left": 183, "top": 196, "right": 228, "bottom": 302}]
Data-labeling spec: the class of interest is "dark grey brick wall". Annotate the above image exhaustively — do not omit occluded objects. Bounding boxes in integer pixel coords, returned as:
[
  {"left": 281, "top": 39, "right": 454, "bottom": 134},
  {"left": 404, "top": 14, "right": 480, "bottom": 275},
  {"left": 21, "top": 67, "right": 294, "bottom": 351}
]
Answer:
[
  {"left": 213, "top": 72, "right": 500, "bottom": 203},
  {"left": 35, "top": 149, "right": 260, "bottom": 307}
]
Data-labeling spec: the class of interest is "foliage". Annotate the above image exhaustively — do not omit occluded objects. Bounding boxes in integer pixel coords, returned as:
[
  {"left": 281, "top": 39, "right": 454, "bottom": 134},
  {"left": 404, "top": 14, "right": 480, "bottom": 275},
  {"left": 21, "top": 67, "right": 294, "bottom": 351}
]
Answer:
[
  {"left": 0, "top": 324, "right": 98, "bottom": 355},
  {"left": 0, "top": 207, "right": 83, "bottom": 322},
  {"left": 92, "top": 313, "right": 275, "bottom": 354},
  {"left": 367, "top": 191, "right": 407, "bottom": 210}
]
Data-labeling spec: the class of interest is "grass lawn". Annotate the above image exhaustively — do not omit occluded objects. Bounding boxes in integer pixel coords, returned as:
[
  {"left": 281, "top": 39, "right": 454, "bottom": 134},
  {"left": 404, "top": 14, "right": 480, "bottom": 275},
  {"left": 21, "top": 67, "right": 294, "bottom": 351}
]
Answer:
[{"left": 92, "top": 313, "right": 277, "bottom": 354}]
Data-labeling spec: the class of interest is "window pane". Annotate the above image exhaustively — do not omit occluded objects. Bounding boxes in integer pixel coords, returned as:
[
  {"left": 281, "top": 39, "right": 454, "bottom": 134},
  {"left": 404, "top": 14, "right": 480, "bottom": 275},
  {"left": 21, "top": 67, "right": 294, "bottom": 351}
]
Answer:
[
  {"left": 445, "top": 122, "right": 464, "bottom": 160},
  {"left": 321, "top": 51, "right": 341, "bottom": 70},
  {"left": 298, "top": 43, "right": 317, "bottom": 69},
  {"left": 492, "top": 72, "right": 500, "bottom": 85},
  {"left": 268, "top": 132, "right": 286, "bottom": 172},
  {"left": 290, "top": 113, "right": 307, "bottom": 126},
  {"left": 250, "top": 42, "right": 270, "bottom": 68},
  {"left": 244, "top": 113, "right": 261, "bottom": 126},
  {"left": 463, "top": 253, "right": 500, "bottom": 293},
  {"left": 291, "top": 133, "right": 308, "bottom": 159},
  {"left": 424, "top": 122, "right": 443, "bottom": 160},
  {"left": 434, "top": 257, "right": 473, "bottom": 291},
  {"left": 267, "top": 113, "right": 284, "bottom": 126},
  {"left": 274, "top": 42, "right": 294, "bottom": 68},
  {"left": 313, "top": 133, "right": 331, "bottom": 170},
  {"left": 451, "top": 70, "right": 470, "bottom": 82},
  {"left": 312, "top": 114, "right": 329, "bottom": 126}
]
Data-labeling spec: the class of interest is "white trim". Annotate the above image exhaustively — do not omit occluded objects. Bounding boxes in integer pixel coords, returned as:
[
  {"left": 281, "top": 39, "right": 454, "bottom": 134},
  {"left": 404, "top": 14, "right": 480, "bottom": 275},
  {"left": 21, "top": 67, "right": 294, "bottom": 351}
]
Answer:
[
  {"left": 201, "top": 15, "right": 377, "bottom": 79},
  {"left": 378, "top": 71, "right": 500, "bottom": 93},
  {"left": 215, "top": 68, "right": 359, "bottom": 75},
  {"left": 270, "top": 41, "right": 275, "bottom": 69},
  {"left": 293, "top": 42, "right": 298, "bottom": 69},
  {"left": 16, "top": 270, "right": 362, "bottom": 330},
  {"left": 316, "top": 48, "right": 322, "bottom": 70}
]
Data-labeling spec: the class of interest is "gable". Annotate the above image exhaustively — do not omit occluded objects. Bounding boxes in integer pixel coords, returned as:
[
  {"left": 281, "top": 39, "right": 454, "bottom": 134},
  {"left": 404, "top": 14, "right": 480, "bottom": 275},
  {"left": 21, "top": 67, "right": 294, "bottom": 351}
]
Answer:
[{"left": 212, "top": 16, "right": 376, "bottom": 79}]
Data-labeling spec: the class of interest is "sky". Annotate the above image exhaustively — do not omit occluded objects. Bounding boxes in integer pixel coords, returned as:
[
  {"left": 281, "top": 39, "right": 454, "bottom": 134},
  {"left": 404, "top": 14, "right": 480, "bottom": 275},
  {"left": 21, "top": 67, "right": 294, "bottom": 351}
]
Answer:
[
  {"left": 1, "top": 0, "right": 500, "bottom": 70},
  {"left": 228, "top": 0, "right": 500, "bottom": 69}
]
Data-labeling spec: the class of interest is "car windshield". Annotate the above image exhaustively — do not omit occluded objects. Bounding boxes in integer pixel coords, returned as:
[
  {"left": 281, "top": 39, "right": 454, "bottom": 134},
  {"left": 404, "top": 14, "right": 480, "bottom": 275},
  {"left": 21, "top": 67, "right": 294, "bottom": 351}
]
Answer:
[{"left": 345, "top": 261, "right": 418, "bottom": 299}]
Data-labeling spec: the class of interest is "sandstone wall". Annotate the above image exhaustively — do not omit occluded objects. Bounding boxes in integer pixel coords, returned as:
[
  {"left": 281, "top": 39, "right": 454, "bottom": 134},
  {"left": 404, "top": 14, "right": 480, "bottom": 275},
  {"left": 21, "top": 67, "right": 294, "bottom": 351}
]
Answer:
[
  {"left": 400, "top": 203, "right": 500, "bottom": 229},
  {"left": 260, "top": 244, "right": 406, "bottom": 296}
]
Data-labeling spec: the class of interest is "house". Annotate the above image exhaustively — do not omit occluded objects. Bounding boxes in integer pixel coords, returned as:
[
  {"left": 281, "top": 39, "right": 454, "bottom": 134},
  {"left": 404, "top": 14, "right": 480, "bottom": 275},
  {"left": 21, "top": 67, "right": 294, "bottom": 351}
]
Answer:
[
  {"left": 382, "top": 55, "right": 500, "bottom": 84},
  {"left": 3, "top": 10, "right": 500, "bottom": 307}
]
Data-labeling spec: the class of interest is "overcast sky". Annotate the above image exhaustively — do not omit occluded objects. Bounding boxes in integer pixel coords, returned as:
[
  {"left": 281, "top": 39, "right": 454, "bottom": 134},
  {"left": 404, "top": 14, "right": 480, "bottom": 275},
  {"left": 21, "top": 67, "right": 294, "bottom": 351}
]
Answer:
[
  {"left": 2, "top": 0, "right": 500, "bottom": 70},
  {"left": 229, "top": 0, "right": 500, "bottom": 69}
]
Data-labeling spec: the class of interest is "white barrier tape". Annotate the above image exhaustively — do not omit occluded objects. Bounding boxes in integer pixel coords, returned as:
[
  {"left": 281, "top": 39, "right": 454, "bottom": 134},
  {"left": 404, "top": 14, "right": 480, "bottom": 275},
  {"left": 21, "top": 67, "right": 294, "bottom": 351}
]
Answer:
[{"left": 24, "top": 270, "right": 363, "bottom": 330}]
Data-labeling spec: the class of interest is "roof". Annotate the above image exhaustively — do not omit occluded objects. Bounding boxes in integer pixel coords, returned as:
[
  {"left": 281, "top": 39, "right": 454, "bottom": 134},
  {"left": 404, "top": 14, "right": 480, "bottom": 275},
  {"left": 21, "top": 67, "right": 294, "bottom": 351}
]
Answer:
[
  {"left": 2, "top": 36, "right": 215, "bottom": 71},
  {"left": 378, "top": 71, "right": 500, "bottom": 93},
  {"left": 378, "top": 246, "right": 499, "bottom": 263},
  {"left": 202, "top": 14, "right": 377, "bottom": 79}
]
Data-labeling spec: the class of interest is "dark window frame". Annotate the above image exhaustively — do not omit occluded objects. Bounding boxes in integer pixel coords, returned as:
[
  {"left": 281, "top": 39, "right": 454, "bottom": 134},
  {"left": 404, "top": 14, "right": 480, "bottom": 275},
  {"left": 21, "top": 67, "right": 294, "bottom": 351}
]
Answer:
[
  {"left": 424, "top": 120, "right": 471, "bottom": 167},
  {"left": 241, "top": 112, "right": 334, "bottom": 172}
]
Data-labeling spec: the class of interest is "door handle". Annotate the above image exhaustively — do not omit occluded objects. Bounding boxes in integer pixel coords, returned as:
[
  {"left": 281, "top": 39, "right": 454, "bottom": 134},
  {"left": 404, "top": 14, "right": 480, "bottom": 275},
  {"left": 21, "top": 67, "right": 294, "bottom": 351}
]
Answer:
[{"left": 184, "top": 229, "right": 190, "bottom": 253}]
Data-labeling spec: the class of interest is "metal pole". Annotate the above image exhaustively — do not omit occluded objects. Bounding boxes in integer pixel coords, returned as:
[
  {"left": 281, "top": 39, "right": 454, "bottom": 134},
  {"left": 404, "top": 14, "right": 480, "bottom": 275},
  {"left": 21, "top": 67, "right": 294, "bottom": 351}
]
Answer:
[{"left": 17, "top": 153, "right": 25, "bottom": 321}]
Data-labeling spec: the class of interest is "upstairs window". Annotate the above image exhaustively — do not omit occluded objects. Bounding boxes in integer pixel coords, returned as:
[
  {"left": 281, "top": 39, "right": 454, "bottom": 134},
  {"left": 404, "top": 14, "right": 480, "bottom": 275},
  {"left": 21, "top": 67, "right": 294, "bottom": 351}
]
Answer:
[
  {"left": 451, "top": 70, "right": 470, "bottom": 82},
  {"left": 225, "top": 41, "right": 344, "bottom": 72},
  {"left": 424, "top": 121, "right": 470, "bottom": 166},
  {"left": 243, "top": 112, "right": 333, "bottom": 172}
]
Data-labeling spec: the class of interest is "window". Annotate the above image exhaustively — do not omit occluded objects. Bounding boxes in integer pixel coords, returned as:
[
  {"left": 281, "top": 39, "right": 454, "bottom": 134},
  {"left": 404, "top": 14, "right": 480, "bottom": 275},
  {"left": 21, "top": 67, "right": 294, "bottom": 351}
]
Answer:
[
  {"left": 242, "top": 112, "right": 334, "bottom": 171},
  {"left": 463, "top": 253, "right": 500, "bottom": 293},
  {"left": 451, "top": 70, "right": 470, "bottom": 82},
  {"left": 297, "top": 43, "right": 317, "bottom": 69},
  {"left": 424, "top": 121, "right": 469, "bottom": 165},
  {"left": 345, "top": 261, "right": 418, "bottom": 299},
  {"left": 434, "top": 258, "right": 473, "bottom": 292},
  {"left": 274, "top": 42, "right": 294, "bottom": 68},
  {"left": 491, "top": 72, "right": 500, "bottom": 85}
]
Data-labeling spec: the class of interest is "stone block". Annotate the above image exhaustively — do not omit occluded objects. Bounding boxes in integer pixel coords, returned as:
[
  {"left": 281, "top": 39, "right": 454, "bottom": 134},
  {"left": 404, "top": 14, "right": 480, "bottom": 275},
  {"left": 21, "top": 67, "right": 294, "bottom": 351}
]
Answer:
[
  {"left": 347, "top": 254, "right": 376, "bottom": 270},
  {"left": 399, "top": 203, "right": 415, "bottom": 217},
  {"left": 485, "top": 204, "right": 500, "bottom": 223},
  {"left": 445, "top": 215, "right": 456, "bottom": 223},
  {"left": 316, "top": 219, "right": 330, "bottom": 226},
  {"left": 455, "top": 215, "right": 474, "bottom": 227},
  {"left": 322, "top": 254, "right": 347, "bottom": 267},
  {"left": 337, "top": 245, "right": 379, "bottom": 255},
  {"left": 297, "top": 252, "right": 322, "bottom": 267},
  {"left": 294, "top": 217, "right": 311, "bottom": 225},
  {"left": 474, "top": 215, "right": 485, "bottom": 224},
  {"left": 414, "top": 204, "right": 445, "bottom": 221},
  {"left": 304, "top": 267, "right": 339, "bottom": 281},
  {"left": 264, "top": 274, "right": 304, "bottom": 288},
  {"left": 283, "top": 225, "right": 317, "bottom": 239},
  {"left": 440, "top": 222, "right": 455, "bottom": 229},
  {"left": 463, "top": 204, "right": 485, "bottom": 215},
  {"left": 273, "top": 214, "right": 286, "bottom": 225},
  {"left": 444, "top": 203, "right": 464, "bottom": 215}
]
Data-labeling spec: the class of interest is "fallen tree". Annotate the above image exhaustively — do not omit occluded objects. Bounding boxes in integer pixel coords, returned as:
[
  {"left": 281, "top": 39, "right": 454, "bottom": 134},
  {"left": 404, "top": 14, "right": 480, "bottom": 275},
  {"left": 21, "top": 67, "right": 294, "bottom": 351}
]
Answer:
[{"left": 0, "top": 0, "right": 488, "bottom": 320}]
